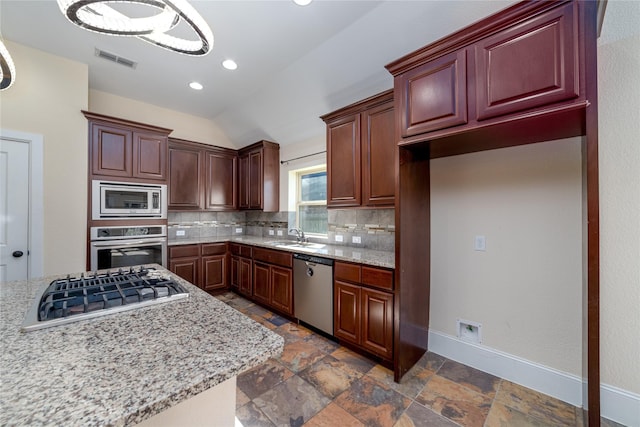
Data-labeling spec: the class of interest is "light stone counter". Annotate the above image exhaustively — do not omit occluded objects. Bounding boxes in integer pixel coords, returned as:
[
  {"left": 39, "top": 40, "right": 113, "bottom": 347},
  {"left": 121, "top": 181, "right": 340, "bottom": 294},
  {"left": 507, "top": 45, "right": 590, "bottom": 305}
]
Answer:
[
  {"left": 0, "top": 265, "right": 284, "bottom": 426},
  {"left": 169, "top": 236, "right": 395, "bottom": 269}
]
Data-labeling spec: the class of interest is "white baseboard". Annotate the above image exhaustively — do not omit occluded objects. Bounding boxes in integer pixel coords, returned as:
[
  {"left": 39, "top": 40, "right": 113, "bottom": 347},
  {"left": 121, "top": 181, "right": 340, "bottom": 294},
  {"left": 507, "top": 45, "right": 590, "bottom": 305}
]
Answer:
[{"left": 428, "top": 330, "right": 639, "bottom": 426}]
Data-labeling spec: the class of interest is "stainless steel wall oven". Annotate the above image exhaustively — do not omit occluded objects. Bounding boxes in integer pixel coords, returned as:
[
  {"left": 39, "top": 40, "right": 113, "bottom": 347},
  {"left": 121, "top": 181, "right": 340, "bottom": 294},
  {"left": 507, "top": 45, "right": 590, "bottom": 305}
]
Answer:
[{"left": 90, "top": 225, "right": 167, "bottom": 271}]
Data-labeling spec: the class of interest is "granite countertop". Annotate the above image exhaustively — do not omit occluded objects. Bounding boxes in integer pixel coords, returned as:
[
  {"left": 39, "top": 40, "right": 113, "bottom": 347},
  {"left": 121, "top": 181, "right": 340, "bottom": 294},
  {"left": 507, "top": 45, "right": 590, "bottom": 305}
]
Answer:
[
  {"left": 0, "top": 265, "right": 284, "bottom": 426},
  {"left": 169, "top": 236, "right": 395, "bottom": 269}
]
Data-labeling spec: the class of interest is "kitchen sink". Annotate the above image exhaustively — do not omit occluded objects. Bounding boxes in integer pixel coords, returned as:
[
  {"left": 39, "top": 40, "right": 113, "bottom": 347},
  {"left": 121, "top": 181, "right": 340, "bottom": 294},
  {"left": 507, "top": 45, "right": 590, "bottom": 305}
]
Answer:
[{"left": 265, "top": 241, "right": 326, "bottom": 253}]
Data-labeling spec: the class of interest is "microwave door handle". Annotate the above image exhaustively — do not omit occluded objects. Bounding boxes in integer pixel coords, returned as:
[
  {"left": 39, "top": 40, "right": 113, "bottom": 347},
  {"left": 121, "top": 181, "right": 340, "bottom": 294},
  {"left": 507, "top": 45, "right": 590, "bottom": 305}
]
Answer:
[{"left": 91, "top": 239, "right": 166, "bottom": 247}]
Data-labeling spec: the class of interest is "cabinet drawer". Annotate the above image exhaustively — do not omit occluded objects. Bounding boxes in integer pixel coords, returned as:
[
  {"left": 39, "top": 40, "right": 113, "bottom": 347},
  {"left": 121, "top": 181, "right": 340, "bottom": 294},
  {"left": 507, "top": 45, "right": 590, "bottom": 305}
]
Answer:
[
  {"left": 229, "top": 243, "right": 252, "bottom": 258},
  {"left": 202, "top": 242, "right": 227, "bottom": 256},
  {"left": 169, "top": 244, "right": 200, "bottom": 259},
  {"left": 362, "top": 266, "right": 394, "bottom": 291},
  {"left": 253, "top": 247, "right": 292, "bottom": 268},
  {"left": 334, "top": 262, "right": 361, "bottom": 283}
]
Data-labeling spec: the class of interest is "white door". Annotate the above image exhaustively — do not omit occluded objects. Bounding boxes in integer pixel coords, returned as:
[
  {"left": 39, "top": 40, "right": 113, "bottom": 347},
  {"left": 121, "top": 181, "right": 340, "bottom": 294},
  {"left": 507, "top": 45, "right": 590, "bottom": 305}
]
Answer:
[{"left": 0, "top": 138, "right": 30, "bottom": 282}]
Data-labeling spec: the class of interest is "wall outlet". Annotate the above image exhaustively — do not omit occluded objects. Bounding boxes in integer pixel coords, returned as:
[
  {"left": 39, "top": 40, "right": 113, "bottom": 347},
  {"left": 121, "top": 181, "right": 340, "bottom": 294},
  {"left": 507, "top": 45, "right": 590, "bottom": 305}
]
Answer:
[
  {"left": 352, "top": 236, "right": 362, "bottom": 244},
  {"left": 277, "top": 230, "right": 283, "bottom": 236},
  {"left": 176, "top": 230, "right": 186, "bottom": 237},
  {"left": 335, "top": 235, "right": 343, "bottom": 242},
  {"left": 457, "top": 319, "right": 482, "bottom": 344},
  {"left": 235, "top": 228, "right": 243, "bottom": 234},
  {"left": 474, "top": 235, "right": 486, "bottom": 251},
  {"left": 268, "top": 229, "right": 275, "bottom": 236}
]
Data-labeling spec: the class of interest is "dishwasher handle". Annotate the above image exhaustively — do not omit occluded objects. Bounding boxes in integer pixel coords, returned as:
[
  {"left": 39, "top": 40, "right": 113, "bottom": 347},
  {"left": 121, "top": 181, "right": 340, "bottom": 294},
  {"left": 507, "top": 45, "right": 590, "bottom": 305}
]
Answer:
[{"left": 293, "top": 253, "right": 334, "bottom": 266}]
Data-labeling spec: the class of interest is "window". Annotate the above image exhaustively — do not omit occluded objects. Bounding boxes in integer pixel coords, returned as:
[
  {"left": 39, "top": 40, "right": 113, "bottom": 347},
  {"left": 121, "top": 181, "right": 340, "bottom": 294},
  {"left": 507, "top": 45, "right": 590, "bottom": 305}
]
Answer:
[{"left": 296, "top": 167, "right": 327, "bottom": 236}]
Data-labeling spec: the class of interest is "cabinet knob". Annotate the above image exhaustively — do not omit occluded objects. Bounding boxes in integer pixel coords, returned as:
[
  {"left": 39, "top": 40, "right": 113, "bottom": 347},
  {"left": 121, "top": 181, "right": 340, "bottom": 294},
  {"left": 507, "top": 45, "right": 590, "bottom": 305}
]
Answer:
[{"left": 12, "top": 250, "right": 24, "bottom": 258}]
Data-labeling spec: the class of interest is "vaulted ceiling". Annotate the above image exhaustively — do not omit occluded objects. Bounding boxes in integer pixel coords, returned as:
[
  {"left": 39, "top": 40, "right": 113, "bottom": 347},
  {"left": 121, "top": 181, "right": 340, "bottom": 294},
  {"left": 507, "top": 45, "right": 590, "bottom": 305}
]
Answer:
[{"left": 11, "top": 0, "right": 631, "bottom": 147}]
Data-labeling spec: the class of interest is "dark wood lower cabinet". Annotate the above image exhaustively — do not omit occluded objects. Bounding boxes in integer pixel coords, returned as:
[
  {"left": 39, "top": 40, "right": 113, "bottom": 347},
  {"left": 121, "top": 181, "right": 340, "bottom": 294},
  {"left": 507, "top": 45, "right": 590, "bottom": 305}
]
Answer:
[
  {"left": 270, "top": 266, "right": 293, "bottom": 316},
  {"left": 169, "top": 243, "right": 227, "bottom": 293},
  {"left": 334, "top": 261, "right": 394, "bottom": 361},
  {"left": 169, "top": 257, "right": 199, "bottom": 285},
  {"left": 252, "top": 262, "right": 271, "bottom": 306},
  {"left": 335, "top": 281, "right": 361, "bottom": 343},
  {"left": 361, "top": 288, "right": 393, "bottom": 359},
  {"left": 201, "top": 254, "right": 227, "bottom": 292}
]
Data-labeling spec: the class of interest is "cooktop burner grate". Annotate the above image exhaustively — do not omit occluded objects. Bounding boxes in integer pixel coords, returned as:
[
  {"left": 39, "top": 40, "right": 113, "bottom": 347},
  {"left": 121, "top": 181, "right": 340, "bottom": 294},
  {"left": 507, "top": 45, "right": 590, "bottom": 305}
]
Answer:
[{"left": 22, "top": 267, "right": 189, "bottom": 332}]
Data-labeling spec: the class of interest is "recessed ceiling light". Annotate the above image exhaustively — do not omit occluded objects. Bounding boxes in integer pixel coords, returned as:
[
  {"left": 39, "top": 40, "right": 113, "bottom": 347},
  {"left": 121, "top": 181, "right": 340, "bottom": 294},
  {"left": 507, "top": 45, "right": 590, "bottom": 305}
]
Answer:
[
  {"left": 294, "top": 0, "right": 312, "bottom": 5},
  {"left": 222, "top": 59, "right": 238, "bottom": 70},
  {"left": 189, "top": 81, "right": 203, "bottom": 90}
]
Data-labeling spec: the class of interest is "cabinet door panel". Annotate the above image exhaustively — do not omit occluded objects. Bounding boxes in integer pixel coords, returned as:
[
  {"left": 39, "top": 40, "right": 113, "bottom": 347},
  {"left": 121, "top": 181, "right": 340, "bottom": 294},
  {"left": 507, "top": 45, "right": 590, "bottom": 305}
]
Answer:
[
  {"left": 362, "top": 100, "right": 395, "bottom": 206},
  {"left": 361, "top": 288, "right": 393, "bottom": 360},
  {"left": 239, "top": 257, "right": 253, "bottom": 296},
  {"left": 202, "top": 254, "right": 226, "bottom": 292},
  {"left": 92, "top": 124, "right": 132, "bottom": 177},
  {"left": 133, "top": 132, "right": 167, "bottom": 180},
  {"left": 327, "top": 114, "right": 361, "bottom": 207},
  {"left": 253, "top": 262, "right": 270, "bottom": 305},
  {"left": 238, "top": 155, "right": 250, "bottom": 209},
  {"left": 475, "top": 2, "right": 578, "bottom": 120},
  {"left": 231, "top": 257, "right": 240, "bottom": 290},
  {"left": 169, "top": 258, "right": 199, "bottom": 286},
  {"left": 270, "top": 266, "right": 293, "bottom": 315},
  {"left": 334, "top": 281, "right": 361, "bottom": 344},
  {"left": 248, "top": 151, "right": 263, "bottom": 209},
  {"left": 205, "top": 152, "right": 237, "bottom": 210},
  {"left": 168, "top": 144, "right": 202, "bottom": 209},
  {"left": 400, "top": 50, "right": 467, "bottom": 137}
]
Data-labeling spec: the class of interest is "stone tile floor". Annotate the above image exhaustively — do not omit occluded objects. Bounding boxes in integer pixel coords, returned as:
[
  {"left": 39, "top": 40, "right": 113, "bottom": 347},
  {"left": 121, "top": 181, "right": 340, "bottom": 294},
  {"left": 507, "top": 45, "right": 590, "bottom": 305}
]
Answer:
[{"left": 215, "top": 292, "right": 624, "bottom": 427}]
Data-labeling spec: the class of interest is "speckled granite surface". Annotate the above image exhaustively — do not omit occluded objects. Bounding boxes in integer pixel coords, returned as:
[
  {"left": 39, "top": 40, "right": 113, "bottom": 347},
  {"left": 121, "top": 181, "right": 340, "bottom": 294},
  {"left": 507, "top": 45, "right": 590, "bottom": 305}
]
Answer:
[
  {"left": 0, "top": 265, "right": 284, "bottom": 426},
  {"left": 169, "top": 236, "right": 395, "bottom": 269}
]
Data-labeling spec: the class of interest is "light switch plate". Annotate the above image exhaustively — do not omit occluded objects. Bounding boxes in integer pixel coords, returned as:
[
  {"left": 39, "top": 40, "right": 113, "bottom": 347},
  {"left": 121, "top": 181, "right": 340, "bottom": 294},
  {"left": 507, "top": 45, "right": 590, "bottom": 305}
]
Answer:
[
  {"left": 176, "top": 230, "right": 186, "bottom": 237},
  {"left": 352, "top": 236, "right": 362, "bottom": 244},
  {"left": 268, "top": 230, "right": 275, "bottom": 236},
  {"left": 277, "top": 230, "right": 283, "bottom": 236},
  {"left": 235, "top": 228, "right": 243, "bottom": 234},
  {"left": 474, "top": 235, "right": 486, "bottom": 251},
  {"left": 335, "top": 235, "right": 343, "bottom": 242}
]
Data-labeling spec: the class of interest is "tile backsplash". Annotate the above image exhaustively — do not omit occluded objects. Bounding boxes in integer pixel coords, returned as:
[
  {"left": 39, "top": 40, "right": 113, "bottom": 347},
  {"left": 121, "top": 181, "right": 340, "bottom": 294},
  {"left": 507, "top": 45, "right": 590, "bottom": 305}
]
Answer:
[
  {"left": 328, "top": 208, "right": 395, "bottom": 251},
  {"left": 168, "top": 208, "right": 394, "bottom": 251}
]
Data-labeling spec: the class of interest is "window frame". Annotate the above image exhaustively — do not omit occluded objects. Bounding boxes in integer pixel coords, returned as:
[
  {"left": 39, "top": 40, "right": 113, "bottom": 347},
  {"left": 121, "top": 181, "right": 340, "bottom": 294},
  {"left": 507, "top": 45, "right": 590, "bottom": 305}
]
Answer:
[{"left": 295, "top": 166, "right": 327, "bottom": 237}]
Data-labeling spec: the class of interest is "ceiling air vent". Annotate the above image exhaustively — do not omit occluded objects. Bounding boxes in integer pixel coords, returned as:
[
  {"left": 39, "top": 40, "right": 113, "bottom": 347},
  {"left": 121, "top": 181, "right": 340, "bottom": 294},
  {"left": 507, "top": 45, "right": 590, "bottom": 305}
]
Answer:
[{"left": 95, "top": 49, "right": 137, "bottom": 69}]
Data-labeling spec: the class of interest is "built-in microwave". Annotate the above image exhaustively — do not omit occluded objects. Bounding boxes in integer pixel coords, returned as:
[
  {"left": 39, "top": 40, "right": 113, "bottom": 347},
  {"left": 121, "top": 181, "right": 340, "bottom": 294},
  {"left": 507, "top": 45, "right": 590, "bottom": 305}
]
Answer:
[{"left": 92, "top": 180, "right": 167, "bottom": 220}]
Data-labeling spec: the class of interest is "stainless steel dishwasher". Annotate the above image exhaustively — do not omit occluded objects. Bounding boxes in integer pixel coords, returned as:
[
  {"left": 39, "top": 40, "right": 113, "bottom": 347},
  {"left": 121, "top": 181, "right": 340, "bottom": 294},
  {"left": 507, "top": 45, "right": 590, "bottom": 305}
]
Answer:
[{"left": 293, "top": 253, "right": 334, "bottom": 335}]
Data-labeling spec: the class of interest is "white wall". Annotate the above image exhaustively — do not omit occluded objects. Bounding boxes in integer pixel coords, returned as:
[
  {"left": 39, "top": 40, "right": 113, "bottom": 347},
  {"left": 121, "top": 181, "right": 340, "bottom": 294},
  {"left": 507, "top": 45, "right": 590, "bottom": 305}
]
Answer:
[
  {"left": 0, "top": 41, "right": 88, "bottom": 276},
  {"left": 278, "top": 134, "right": 326, "bottom": 213},
  {"left": 89, "top": 90, "right": 234, "bottom": 149},
  {"left": 430, "top": 138, "right": 583, "bottom": 375},
  {"left": 598, "top": 32, "right": 640, "bottom": 395}
]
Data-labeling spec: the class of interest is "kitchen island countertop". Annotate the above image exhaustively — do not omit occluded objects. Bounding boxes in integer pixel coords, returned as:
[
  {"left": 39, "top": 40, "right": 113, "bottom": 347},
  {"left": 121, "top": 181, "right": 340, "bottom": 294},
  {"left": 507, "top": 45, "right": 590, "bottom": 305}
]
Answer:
[
  {"left": 169, "top": 235, "right": 395, "bottom": 269},
  {"left": 0, "top": 265, "right": 284, "bottom": 426}
]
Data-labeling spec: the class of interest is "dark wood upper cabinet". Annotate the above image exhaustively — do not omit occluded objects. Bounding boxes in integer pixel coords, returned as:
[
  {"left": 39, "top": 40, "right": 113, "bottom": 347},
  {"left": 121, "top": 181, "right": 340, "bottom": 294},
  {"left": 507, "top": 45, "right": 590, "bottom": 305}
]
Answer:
[
  {"left": 322, "top": 90, "right": 394, "bottom": 208},
  {"left": 326, "top": 114, "right": 361, "bottom": 207},
  {"left": 386, "top": 1, "right": 585, "bottom": 158},
  {"left": 133, "top": 132, "right": 167, "bottom": 180},
  {"left": 399, "top": 50, "right": 468, "bottom": 137},
  {"left": 168, "top": 140, "right": 203, "bottom": 210},
  {"left": 91, "top": 123, "right": 132, "bottom": 178},
  {"left": 84, "top": 111, "right": 171, "bottom": 183},
  {"left": 168, "top": 138, "right": 237, "bottom": 212},
  {"left": 205, "top": 150, "right": 237, "bottom": 211},
  {"left": 237, "top": 141, "right": 280, "bottom": 212},
  {"left": 474, "top": 2, "right": 578, "bottom": 120},
  {"left": 362, "top": 98, "right": 395, "bottom": 206}
]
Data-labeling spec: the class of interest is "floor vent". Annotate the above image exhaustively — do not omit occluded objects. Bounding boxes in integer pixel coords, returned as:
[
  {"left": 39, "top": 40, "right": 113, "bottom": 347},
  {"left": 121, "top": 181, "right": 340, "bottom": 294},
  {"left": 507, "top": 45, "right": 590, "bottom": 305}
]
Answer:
[{"left": 95, "top": 48, "right": 137, "bottom": 69}]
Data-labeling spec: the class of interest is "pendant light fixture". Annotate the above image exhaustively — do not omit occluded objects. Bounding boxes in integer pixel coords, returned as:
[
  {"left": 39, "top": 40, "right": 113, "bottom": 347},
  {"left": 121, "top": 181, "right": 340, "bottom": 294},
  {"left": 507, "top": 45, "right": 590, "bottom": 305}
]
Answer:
[
  {"left": 56, "top": 0, "right": 213, "bottom": 56},
  {"left": 0, "top": 38, "right": 16, "bottom": 90}
]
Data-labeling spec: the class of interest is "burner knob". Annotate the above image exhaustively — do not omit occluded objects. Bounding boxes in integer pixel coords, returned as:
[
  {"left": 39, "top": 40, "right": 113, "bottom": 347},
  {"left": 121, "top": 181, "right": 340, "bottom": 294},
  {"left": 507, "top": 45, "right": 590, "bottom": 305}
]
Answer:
[{"left": 12, "top": 250, "right": 24, "bottom": 258}]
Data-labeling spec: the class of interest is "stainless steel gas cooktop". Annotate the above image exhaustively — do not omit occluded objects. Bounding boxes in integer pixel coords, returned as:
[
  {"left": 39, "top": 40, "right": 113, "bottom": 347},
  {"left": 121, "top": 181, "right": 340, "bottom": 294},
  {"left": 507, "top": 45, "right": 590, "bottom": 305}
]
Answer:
[{"left": 21, "top": 267, "right": 189, "bottom": 332}]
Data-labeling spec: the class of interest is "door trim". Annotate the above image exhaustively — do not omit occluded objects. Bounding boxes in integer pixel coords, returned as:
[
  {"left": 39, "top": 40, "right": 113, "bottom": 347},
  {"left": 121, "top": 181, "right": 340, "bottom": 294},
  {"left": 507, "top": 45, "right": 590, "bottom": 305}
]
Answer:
[{"left": 0, "top": 129, "right": 44, "bottom": 279}]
